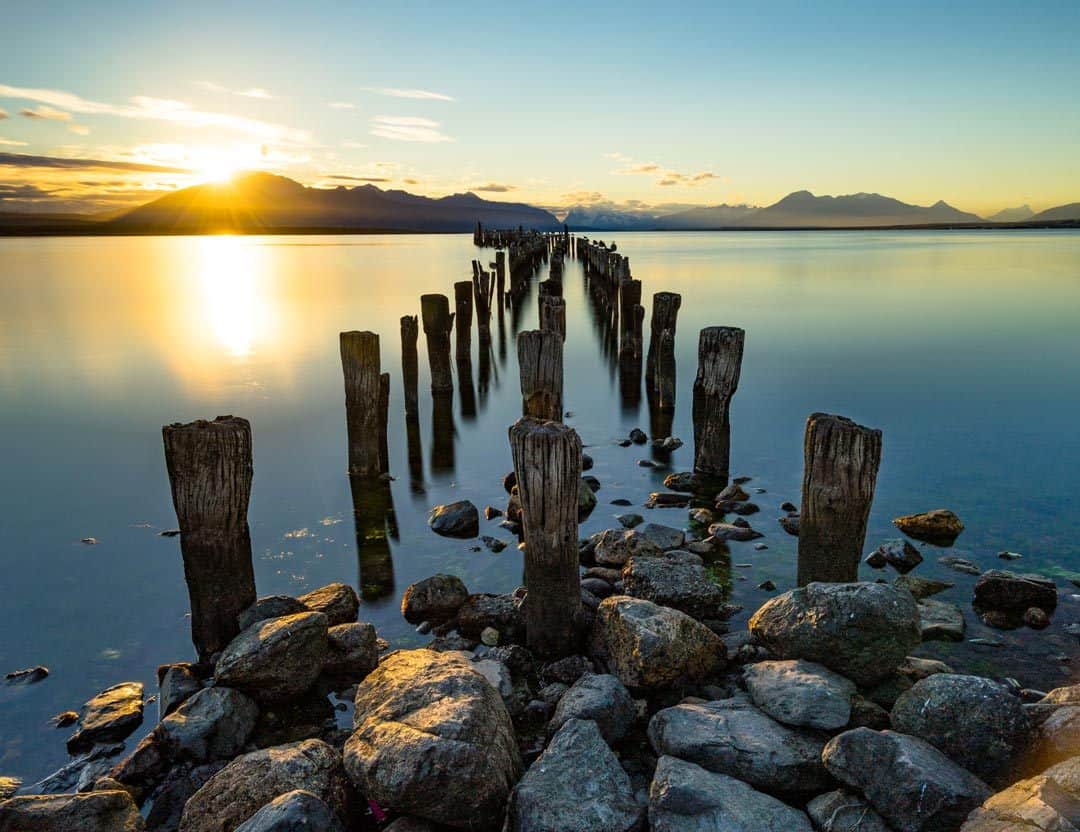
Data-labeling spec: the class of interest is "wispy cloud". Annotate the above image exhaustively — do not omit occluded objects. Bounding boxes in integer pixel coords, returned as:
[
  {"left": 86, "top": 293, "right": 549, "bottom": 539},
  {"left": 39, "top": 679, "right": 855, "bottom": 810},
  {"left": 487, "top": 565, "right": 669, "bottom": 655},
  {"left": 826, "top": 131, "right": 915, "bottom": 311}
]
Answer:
[
  {"left": 607, "top": 151, "right": 720, "bottom": 188},
  {"left": 326, "top": 174, "right": 391, "bottom": 183},
  {"left": 363, "top": 87, "right": 454, "bottom": 102},
  {"left": 341, "top": 140, "right": 367, "bottom": 149},
  {"left": 370, "top": 115, "right": 452, "bottom": 143},
  {"left": 0, "top": 137, "right": 28, "bottom": 146},
  {"left": 20, "top": 105, "right": 72, "bottom": 121},
  {"left": 197, "top": 81, "right": 275, "bottom": 100},
  {"left": 0, "top": 151, "right": 190, "bottom": 173},
  {"left": 470, "top": 182, "right": 515, "bottom": 193},
  {"left": 68, "top": 124, "right": 91, "bottom": 136},
  {"left": 0, "top": 108, "right": 8, "bottom": 120},
  {"left": 329, "top": 102, "right": 356, "bottom": 110}
]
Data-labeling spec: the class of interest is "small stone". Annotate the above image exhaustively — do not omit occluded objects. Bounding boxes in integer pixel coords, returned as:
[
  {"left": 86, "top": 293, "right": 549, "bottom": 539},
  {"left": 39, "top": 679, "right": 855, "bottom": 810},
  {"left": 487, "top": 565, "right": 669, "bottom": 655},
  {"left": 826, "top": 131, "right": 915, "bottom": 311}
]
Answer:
[
  {"left": 616, "top": 513, "right": 644, "bottom": 529},
  {"left": 158, "top": 528, "right": 181, "bottom": 537},
  {"left": 428, "top": 500, "right": 480, "bottom": 538},
  {"left": 663, "top": 472, "right": 698, "bottom": 492},
  {"left": 894, "top": 574, "right": 953, "bottom": 599},
  {"left": 296, "top": 583, "right": 359, "bottom": 626},
  {"left": 1024, "top": 607, "right": 1051, "bottom": 629},
  {"left": 629, "top": 428, "right": 648, "bottom": 444},
  {"left": 645, "top": 491, "right": 690, "bottom": 508},
  {"left": 610, "top": 498, "right": 633, "bottom": 506},
  {"left": 582, "top": 453, "right": 594, "bottom": 471},
  {"left": 67, "top": 682, "right": 145, "bottom": 753},
  {"left": 595, "top": 528, "right": 663, "bottom": 566},
  {"left": 637, "top": 459, "right": 657, "bottom": 468},
  {"left": 581, "top": 577, "right": 614, "bottom": 598},
  {"left": 939, "top": 555, "right": 981, "bottom": 575},
  {"left": 481, "top": 536, "right": 507, "bottom": 553},
  {"left": 484, "top": 505, "right": 503, "bottom": 520},
  {"left": 81, "top": 537, "right": 98, "bottom": 545},
  {"left": 754, "top": 542, "right": 768, "bottom": 551},
  {"left": 637, "top": 523, "right": 685, "bottom": 551},
  {"left": 583, "top": 475, "right": 601, "bottom": 492},
  {"left": 780, "top": 501, "right": 797, "bottom": 512},
  {"left": 52, "top": 710, "right": 79, "bottom": 728},
  {"left": 778, "top": 514, "right": 800, "bottom": 536},
  {"left": 918, "top": 598, "right": 966, "bottom": 641},
  {"left": 717, "top": 484, "right": 749, "bottom": 501},
  {"left": 892, "top": 509, "right": 965, "bottom": 545},
  {"left": 869, "top": 539, "right": 923, "bottom": 573},
  {"left": 401, "top": 574, "right": 469, "bottom": 624},
  {"left": 997, "top": 550, "right": 1023, "bottom": 560},
  {"left": 617, "top": 439, "right": 632, "bottom": 447},
  {"left": 758, "top": 579, "right": 776, "bottom": 591},
  {"left": 4, "top": 666, "right": 49, "bottom": 685},
  {"left": 708, "top": 522, "right": 762, "bottom": 542},
  {"left": 480, "top": 627, "right": 500, "bottom": 646}
]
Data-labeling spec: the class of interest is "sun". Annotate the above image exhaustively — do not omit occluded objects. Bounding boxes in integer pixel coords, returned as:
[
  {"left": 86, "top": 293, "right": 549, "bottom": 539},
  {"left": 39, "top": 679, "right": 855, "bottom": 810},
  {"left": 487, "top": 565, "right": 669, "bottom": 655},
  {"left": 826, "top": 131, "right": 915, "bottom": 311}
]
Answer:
[{"left": 200, "top": 158, "right": 240, "bottom": 184}]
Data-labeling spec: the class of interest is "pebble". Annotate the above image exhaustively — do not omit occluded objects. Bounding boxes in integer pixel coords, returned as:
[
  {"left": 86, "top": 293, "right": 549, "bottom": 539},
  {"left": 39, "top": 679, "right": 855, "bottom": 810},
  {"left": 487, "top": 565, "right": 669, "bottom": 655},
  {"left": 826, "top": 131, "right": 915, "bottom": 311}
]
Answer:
[
  {"left": 637, "top": 459, "right": 657, "bottom": 468},
  {"left": 158, "top": 529, "right": 181, "bottom": 537},
  {"left": 480, "top": 627, "right": 500, "bottom": 646},
  {"left": 5, "top": 666, "right": 49, "bottom": 685},
  {"left": 480, "top": 536, "right": 507, "bottom": 553},
  {"left": 780, "top": 502, "right": 797, "bottom": 513},
  {"left": 997, "top": 551, "right": 1023, "bottom": 561},
  {"left": 629, "top": 428, "right": 648, "bottom": 444},
  {"left": 52, "top": 711, "right": 79, "bottom": 727},
  {"left": 1023, "top": 607, "right": 1051, "bottom": 629},
  {"left": 81, "top": 537, "right": 98, "bottom": 545},
  {"left": 753, "top": 543, "right": 768, "bottom": 551},
  {"left": 610, "top": 498, "right": 633, "bottom": 506},
  {"left": 616, "top": 514, "right": 644, "bottom": 529},
  {"left": 617, "top": 439, "right": 632, "bottom": 447},
  {"left": 758, "top": 580, "right": 776, "bottom": 591}
]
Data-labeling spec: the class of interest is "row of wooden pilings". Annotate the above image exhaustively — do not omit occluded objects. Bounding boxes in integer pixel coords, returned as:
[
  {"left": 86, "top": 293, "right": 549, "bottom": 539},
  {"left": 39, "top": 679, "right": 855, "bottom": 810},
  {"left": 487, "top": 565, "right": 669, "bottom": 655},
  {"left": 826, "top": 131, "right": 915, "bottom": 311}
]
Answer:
[{"left": 161, "top": 229, "right": 882, "bottom": 661}]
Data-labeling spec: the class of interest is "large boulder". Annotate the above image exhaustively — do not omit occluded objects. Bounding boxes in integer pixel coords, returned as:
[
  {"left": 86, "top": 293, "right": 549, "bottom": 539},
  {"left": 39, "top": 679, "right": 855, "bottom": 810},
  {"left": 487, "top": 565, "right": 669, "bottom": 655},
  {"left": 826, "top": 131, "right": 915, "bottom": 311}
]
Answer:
[
  {"left": 973, "top": 570, "right": 1058, "bottom": 612},
  {"left": 1032, "top": 705, "right": 1080, "bottom": 768},
  {"left": 960, "top": 755, "right": 1080, "bottom": 831},
  {"left": 620, "top": 551, "right": 725, "bottom": 619},
  {"left": 343, "top": 650, "right": 521, "bottom": 830},
  {"left": 237, "top": 596, "right": 309, "bottom": 632},
  {"left": 822, "top": 728, "right": 991, "bottom": 832},
  {"left": 590, "top": 596, "right": 726, "bottom": 690},
  {"left": 0, "top": 791, "right": 145, "bottom": 831},
  {"left": 233, "top": 790, "right": 345, "bottom": 832},
  {"left": 647, "top": 695, "right": 830, "bottom": 793},
  {"left": 323, "top": 622, "right": 378, "bottom": 683},
  {"left": 890, "top": 674, "right": 1031, "bottom": 785},
  {"left": 214, "top": 612, "right": 329, "bottom": 703},
  {"left": 594, "top": 529, "right": 663, "bottom": 567},
  {"left": 67, "top": 682, "right": 145, "bottom": 753},
  {"left": 143, "top": 762, "right": 226, "bottom": 832},
  {"left": 807, "top": 790, "right": 893, "bottom": 832},
  {"left": 428, "top": 500, "right": 480, "bottom": 538},
  {"left": 748, "top": 582, "right": 921, "bottom": 686},
  {"left": 296, "top": 583, "right": 359, "bottom": 626},
  {"left": 179, "top": 739, "right": 349, "bottom": 832},
  {"left": 401, "top": 574, "right": 469, "bottom": 624},
  {"left": 892, "top": 509, "right": 964, "bottom": 545},
  {"left": 548, "top": 673, "right": 635, "bottom": 744},
  {"left": 506, "top": 718, "right": 643, "bottom": 832},
  {"left": 742, "top": 659, "right": 856, "bottom": 730},
  {"left": 648, "top": 755, "right": 812, "bottom": 832},
  {"left": 159, "top": 687, "right": 259, "bottom": 763}
]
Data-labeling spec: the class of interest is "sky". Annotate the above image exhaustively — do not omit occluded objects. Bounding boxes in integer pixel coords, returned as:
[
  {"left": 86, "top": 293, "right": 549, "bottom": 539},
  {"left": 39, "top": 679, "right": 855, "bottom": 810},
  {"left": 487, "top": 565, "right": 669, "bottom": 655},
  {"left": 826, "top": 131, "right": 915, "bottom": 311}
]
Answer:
[{"left": 1, "top": 0, "right": 1078, "bottom": 216}]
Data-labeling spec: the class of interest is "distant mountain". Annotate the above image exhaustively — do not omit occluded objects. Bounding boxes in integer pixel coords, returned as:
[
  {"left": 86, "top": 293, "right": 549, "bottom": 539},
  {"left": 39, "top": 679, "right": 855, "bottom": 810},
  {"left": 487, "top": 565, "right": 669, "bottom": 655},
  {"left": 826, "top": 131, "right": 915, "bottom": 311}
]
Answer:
[
  {"left": 562, "top": 206, "right": 658, "bottom": 231},
  {"left": 1029, "top": 202, "right": 1080, "bottom": 222},
  {"left": 734, "top": 191, "right": 984, "bottom": 228},
  {"left": 110, "top": 172, "right": 561, "bottom": 233},
  {"left": 653, "top": 204, "right": 759, "bottom": 229},
  {"left": 987, "top": 205, "right": 1034, "bottom": 223}
]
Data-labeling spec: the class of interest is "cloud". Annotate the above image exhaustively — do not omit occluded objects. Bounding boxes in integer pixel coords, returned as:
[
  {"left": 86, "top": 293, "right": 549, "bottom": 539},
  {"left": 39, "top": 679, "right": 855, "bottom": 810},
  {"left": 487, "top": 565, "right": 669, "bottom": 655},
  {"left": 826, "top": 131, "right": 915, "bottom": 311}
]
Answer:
[
  {"left": 0, "top": 84, "right": 309, "bottom": 143},
  {"left": 0, "top": 182, "right": 55, "bottom": 199},
  {"left": 341, "top": 140, "right": 367, "bottom": 149},
  {"left": 0, "top": 137, "right": 27, "bottom": 146},
  {"left": 0, "top": 108, "right": 7, "bottom": 119},
  {"left": 470, "top": 182, "right": 515, "bottom": 193},
  {"left": 403, "top": 178, "right": 420, "bottom": 185},
  {"left": 0, "top": 151, "right": 190, "bottom": 173},
  {"left": 20, "top": 105, "right": 72, "bottom": 121},
  {"left": 68, "top": 124, "right": 90, "bottom": 136},
  {"left": 326, "top": 174, "right": 391, "bottom": 183},
  {"left": 370, "top": 115, "right": 452, "bottom": 143},
  {"left": 363, "top": 87, "right": 454, "bottom": 102},
  {"left": 329, "top": 102, "right": 356, "bottom": 110},
  {"left": 606, "top": 150, "right": 721, "bottom": 188},
  {"left": 197, "top": 81, "right": 274, "bottom": 100},
  {"left": 692, "top": 172, "right": 719, "bottom": 182}
]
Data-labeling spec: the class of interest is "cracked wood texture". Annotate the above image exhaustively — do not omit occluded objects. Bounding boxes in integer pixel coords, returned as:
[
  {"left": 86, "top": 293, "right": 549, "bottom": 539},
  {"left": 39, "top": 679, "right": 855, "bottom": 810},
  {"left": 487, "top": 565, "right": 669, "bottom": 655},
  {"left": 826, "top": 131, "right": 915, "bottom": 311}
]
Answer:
[
  {"left": 454, "top": 280, "right": 473, "bottom": 362},
  {"left": 517, "top": 329, "right": 563, "bottom": 422},
  {"left": 162, "top": 415, "right": 257, "bottom": 659},
  {"left": 473, "top": 269, "right": 496, "bottom": 344},
  {"left": 539, "top": 295, "right": 566, "bottom": 341},
  {"left": 692, "top": 326, "right": 745, "bottom": 479},
  {"left": 400, "top": 315, "right": 419, "bottom": 418},
  {"left": 340, "top": 330, "right": 385, "bottom": 476},
  {"left": 421, "top": 294, "right": 454, "bottom": 393},
  {"left": 509, "top": 417, "right": 583, "bottom": 657},
  {"left": 619, "top": 278, "right": 643, "bottom": 358},
  {"left": 646, "top": 291, "right": 681, "bottom": 392},
  {"left": 798, "top": 412, "right": 882, "bottom": 585}
]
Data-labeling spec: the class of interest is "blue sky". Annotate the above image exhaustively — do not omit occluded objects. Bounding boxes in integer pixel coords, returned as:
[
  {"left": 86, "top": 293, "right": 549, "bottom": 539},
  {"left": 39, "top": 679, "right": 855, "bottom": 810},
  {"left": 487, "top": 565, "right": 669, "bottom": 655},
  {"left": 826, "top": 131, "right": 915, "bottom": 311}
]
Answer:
[{"left": 1, "top": 0, "right": 1078, "bottom": 214}]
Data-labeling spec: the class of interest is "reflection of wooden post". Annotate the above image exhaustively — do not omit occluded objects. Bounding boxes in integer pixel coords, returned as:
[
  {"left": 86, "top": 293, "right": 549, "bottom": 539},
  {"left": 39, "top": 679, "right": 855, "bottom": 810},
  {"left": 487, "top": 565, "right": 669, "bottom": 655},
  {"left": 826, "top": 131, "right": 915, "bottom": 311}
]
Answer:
[
  {"left": 421, "top": 294, "right": 454, "bottom": 393},
  {"left": 539, "top": 295, "right": 566, "bottom": 341},
  {"left": 646, "top": 292, "right": 681, "bottom": 393},
  {"left": 798, "top": 413, "right": 882, "bottom": 586},
  {"left": 518, "top": 330, "right": 563, "bottom": 421},
  {"left": 340, "top": 331, "right": 385, "bottom": 476},
  {"left": 378, "top": 372, "right": 390, "bottom": 475},
  {"left": 405, "top": 415, "right": 424, "bottom": 495},
  {"left": 454, "top": 281, "right": 473, "bottom": 363},
  {"left": 401, "top": 315, "right": 419, "bottom": 420},
  {"left": 692, "top": 327, "right": 744, "bottom": 480},
  {"left": 162, "top": 416, "right": 257, "bottom": 660},
  {"left": 431, "top": 391, "right": 455, "bottom": 473},
  {"left": 509, "top": 418, "right": 582, "bottom": 658},
  {"left": 349, "top": 475, "right": 396, "bottom": 600}
]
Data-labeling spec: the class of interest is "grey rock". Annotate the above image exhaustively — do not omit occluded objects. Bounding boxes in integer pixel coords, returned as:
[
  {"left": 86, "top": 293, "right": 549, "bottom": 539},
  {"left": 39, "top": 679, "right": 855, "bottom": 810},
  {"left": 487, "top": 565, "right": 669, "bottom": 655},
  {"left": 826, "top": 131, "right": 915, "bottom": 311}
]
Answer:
[
  {"left": 638, "top": 523, "right": 685, "bottom": 551},
  {"left": 158, "top": 664, "right": 202, "bottom": 718},
  {"left": 709, "top": 522, "right": 763, "bottom": 542},
  {"left": 214, "top": 612, "right": 330, "bottom": 703},
  {"left": 897, "top": 655, "right": 953, "bottom": 683},
  {"left": 428, "top": 500, "right": 480, "bottom": 538},
  {"left": 68, "top": 682, "right": 145, "bottom": 754},
  {"left": 748, "top": 582, "right": 921, "bottom": 686},
  {"left": 663, "top": 472, "right": 698, "bottom": 493},
  {"left": 919, "top": 598, "right": 966, "bottom": 641},
  {"left": 871, "top": 539, "right": 924, "bottom": 573},
  {"left": 0, "top": 790, "right": 145, "bottom": 831},
  {"left": 578, "top": 479, "right": 598, "bottom": 519},
  {"left": 649, "top": 755, "right": 813, "bottom": 832},
  {"left": 581, "top": 577, "right": 614, "bottom": 597},
  {"left": 778, "top": 514, "right": 800, "bottom": 536},
  {"left": 296, "top": 583, "right": 359, "bottom": 626},
  {"left": 629, "top": 428, "right": 648, "bottom": 444},
  {"left": 822, "top": 728, "right": 991, "bottom": 832},
  {"left": 507, "top": 718, "right": 643, "bottom": 832},
  {"left": 940, "top": 555, "right": 982, "bottom": 575},
  {"left": 401, "top": 574, "right": 469, "bottom": 624},
  {"left": 323, "top": 622, "right": 378, "bottom": 682},
  {"left": 549, "top": 673, "right": 635, "bottom": 743},
  {"left": 616, "top": 513, "right": 644, "bottom": 529},
  {"left": 481, "top": 535, "right": 507, "bottom": 553},
  {"left": 234, "top": 789, "right": 345, "bottom": 832},
  {"left": 960, "top": 755, "right": 1080, "bottom": 831},
  {"left": 894, "top": 575, "right": 953, "bottom": 599},
  {"left": 21, "top": 743, "right": 125, "bottom": 795},
  {"left": 743, "top": 659, "right": 856, "bottom": 730},
  {"left": 717, "top": 484, "right": 750, "bottom": 501},
  {"left": 594, "top": 529, "right": 663, "bottom": 567},
  {"left": 456, "top": 593, "right": 525, "bottom": 643},
  {"left": 159, "top": 687, "right": 259, "bottom": 763},
  {"left": 540, "top": 655, "right": 594, "bottom": 687},
  {"left": 648, "top": 694, "right": 830, "bottom": 793},
  {"left": 974, "top": 570, "right": 1058, "bottom": 612},
  {"left": 1033, "top": 705, "right": 1080, "bottom": 768},
  {"left": 806, "top": 790, "right": 892, "bottom": 832},
  {"left": 143, "top": 762, "right": 225, "bottom": 832},
  {"left": 620, "top": 551, "right": 724, "bottom": 619},
  {"left": 237, "top": 596, "right": 309, "bottom": 632}
]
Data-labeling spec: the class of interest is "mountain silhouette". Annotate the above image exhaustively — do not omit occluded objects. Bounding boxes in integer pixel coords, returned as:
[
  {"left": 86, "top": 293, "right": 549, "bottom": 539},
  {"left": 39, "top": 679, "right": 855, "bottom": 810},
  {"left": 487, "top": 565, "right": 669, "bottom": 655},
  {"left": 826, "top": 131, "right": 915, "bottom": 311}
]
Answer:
[
  {"left": 1029, "top": 202, "right": 1080, "bottom": 222},
  {"left": 987, "top": 205, "right": 1034, "bottom": 222},
  {"left": 733, "top": 191, "right": 984, "bottom": 228}
]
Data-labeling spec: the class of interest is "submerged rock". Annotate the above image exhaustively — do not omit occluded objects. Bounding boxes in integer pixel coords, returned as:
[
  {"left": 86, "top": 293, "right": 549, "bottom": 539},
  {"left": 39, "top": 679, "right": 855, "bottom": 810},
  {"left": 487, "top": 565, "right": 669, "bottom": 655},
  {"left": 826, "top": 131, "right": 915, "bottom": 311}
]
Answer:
[
  {"left": 870, "top": 539, "right": 924, "bottom": 573},
  {"left": 918, "top": 598, "right": 966, "bottom": 641},
  {"left": 401, "top": 574, "right": 469, "bottom": 624},
  {"left": 296, "top": 583, "right": 359, "bottom": 626},
  {"left": 4, "top": 666, "right": 48, "bottom": 685},
  {"left": 892, "top": 509, "right": 965, "bottom": 545},
  {"left": 0, "top": 790, "right": 145, "bottom": 831},
  {"left": 428, "top": 500, "right": 480, "bottom": 538},
  {"left": 67, "top": 682, "right": 145, "bottom": 754},
  {"left": 894, "top": 574, "right": 953, "bottom": 599},
  {"left": 742, "top": 659, "right": 856, "bottom": 730},
  {"left": 973, "top": 570, "right": 1058, "bottom": 612},
  {"left": 214, "top": 612, "right": 329, "bottom": 703},
  {"left": 778, "top": 514, "right": 800, "bottom": 536}
]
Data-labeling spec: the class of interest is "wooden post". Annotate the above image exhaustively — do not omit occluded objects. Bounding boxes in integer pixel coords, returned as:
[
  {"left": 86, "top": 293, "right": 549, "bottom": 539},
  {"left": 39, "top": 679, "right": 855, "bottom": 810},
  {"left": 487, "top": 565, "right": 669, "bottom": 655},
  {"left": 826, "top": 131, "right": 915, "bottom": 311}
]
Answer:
[
  {"left": 400, "top": 316, "right": 419, "bottom": 419},
  {"left": 495, "top": 251, "right": 506, "bottom": 298},
  {"left": 646, "top": 292, "right": 681, "bottom": 392},
  {"left": 618, "top": 279, "right": 642, "bottom": 357},
  {"left": 162, "top": 416, "right": 257, "bottom": 660},
  {"left": 509, "top": 418, "right": 582, "bottom": 658},
  {"left": 421, "top": 294, "right": 454, "bottom": 393},
  {"left": 692, "top": 326, "right": 745, "bottom": 480},
  {"left": 474, "top": 269, "right": 495, "bottom": 345},
  {"left": 797, "top": 413, "right": 882, "bottom": 585},
  {"left": 340, "top": 331, "right": 386, "bottom": 476},
  {"left": 454, "top": 281, "right": 473, "bottom": 363},
  {"left": 517, "top": 329, "right": 563, "bottom": 421},
  {"left": 539, "top": 295, "right": 566, "bottom": 341}
]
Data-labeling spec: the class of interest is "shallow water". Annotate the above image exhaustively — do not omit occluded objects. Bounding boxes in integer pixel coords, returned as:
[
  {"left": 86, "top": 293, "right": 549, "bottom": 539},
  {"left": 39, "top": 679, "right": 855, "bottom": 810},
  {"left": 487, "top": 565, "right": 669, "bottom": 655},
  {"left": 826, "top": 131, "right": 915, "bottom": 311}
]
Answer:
[{"left": 1, "top": 229, "right": 1078, "bottom": 783}]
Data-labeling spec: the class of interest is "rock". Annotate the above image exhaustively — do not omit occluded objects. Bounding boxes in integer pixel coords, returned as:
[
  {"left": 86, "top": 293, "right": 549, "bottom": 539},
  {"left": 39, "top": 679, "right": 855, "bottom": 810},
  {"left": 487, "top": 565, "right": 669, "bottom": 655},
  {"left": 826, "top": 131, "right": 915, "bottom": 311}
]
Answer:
[
  {"left": 717, "top": 484, "right": 750, "bottom": 501},
  {"left": 620, "top": 551, "right": 724, "bottom": 619},
  {"left": 503, "top": 471, "right": 517, "bottom": 493},
  {"left": 1024, "top": 607, "right": 1051, "bottom": 629},
  {"left": 52, "top": 710, "right": 79, "bottom": 728},
  {"left": 581, "top": 577, "right": 614, "bottom": 598},
  {"left": 296, "top": 583, "right": 359, "bottom": 626},
  {"left": 4, "top": 666, "right": 48, "bottom": 685},
  {"left": 742, "top": 659, "right": 856, "bottom": 730},
  {"left": 590, "top": 596, "right": 726, "bottom": 690},
  {"left": 638, "top": 458, "right": 658, "bottom": 468},
  {"left": 159, "top": 687, "right": 259, "bottom": 763},
  {"left": 893, "top": 509, "right": 965, "bottom": 545},
  {"left": 894, "top": 574, "right": 953, "bottom": 599},
  {"left": 822, "top": 728, "right": 991, "bottom": 832},
  {"left": 780, "top": 501, "right": 797, "bottom": 513},
  {"left": 481, "top": 535, "right": 507, "bottom": 553},
  {"left": 582, "top": 453, "right": 593, "bottom": 471},
  {"left": 758, "top": 579, "right": 776, "bottom": 591},
  {"left": 594, "top": 529, "right": 663, "bottom": 567},
  {"left": 847, "top": 696, "right": 891, "bottom": 730},
  {"left": 649, "top": 755, "right": 812, "bottom": 832},
  {"left": 688, "top": 507, "right": 714, "bottom": 526},
  {"left": 806, "top": 790, "right": 892, "bottom": 832},
  {"left": 974, "top": 570, "right": 1058, "bottom": 612},
  {"left": 645, "top": 492, "right": 690, "bottom": 508},
  {"left": 0, "top": 777, "right": 19, "bottom": 800},
  {"left": 997, "top": 550, "right": 1023, "bottom": 561},
  {"left": 778, "top": 514, "right": 800, "bottom": 536},
  {"left": 579, "top": 479, "right": 598, "bottom": 519},
  {"left": 583, "top": 475, "right": 601, "bottom": 492},
  {"left": 1033, "top": 705, "right": 1080, "bottom": 767},
  {"left": 960, "top": 755, "right": 1080, "bottom": 832},
  {"left": 629, "top": 428, "right": 648, "bottom": 444},
  {"left": 483, "top": 505, "right": 503, "bottom": 520},
  {"left": 143, "top": 762, "right": 225, "bottom": 832},
  {"left": 897, "top": 655, "right": 953, "bottom": 683},
  {"left": 864, "top": 549, "right": 887, "bottom": 569},
  {"left": 647, "top": 695, "right": 830, "bottom": 793},
  {"left": 637, "top": 523, "right": 685, "bottom": 551},
  {"left": 748, "top": 582, "right": 920, "bottom": 686},
  {"left": 237, "top": 596, "right": 309, "bottom": 631},
  {"left": 179, "top": 739, "right": 348, "bottom": 832},
  {"left": 323, "top": 622, "right": 378, "bottom": 682},
  {"left": 870, "top": 539, "right": 924, "bottom": 573},
  {"left": 457, "top": 593, "right": 525, "bottom": 643},
  {"left": 709, "top": 522, "right": 763, "bottom": 542},
  {"left": 68, "top": 682, "right": 145, "bottom": 754},
  {"left": 940, "top": 555, "right": 982, "bottom": 575},
  {"left": 214, "top": 612, "right": 329, "bottom": 703},
  {"left": 549, "top": 674, "right": 635, "bottom": 743},
  {"left": 919, "top": 599, "right": 966, "bottom": 641},
  {"left": 663, "top": 472, "right": 698, "bottom": 493},
  {"left": 233, "top": 789, "right": 344, "bottom": 832},
  {"left": 401, "top": 574, "right": 469, "bottom": 624},
  {"left": 718, "top": 500, "right": 760, "bottom": 516},
  {"left": 158, "top": 664, "right": 202, "bottom": 718},
  {"left": 384, "top": 819, "right": 441, "bottom": 832},
  {"left": 428, "top": 500, "right": 480, "bottom": 538},
  {"left": 890, "top": 674, "right": 1031, "bottom": 784},
  {"left": 23, "top": 743, "right": 126, "bottom": 795},
  {"left": 540, "top": 655, "right": 595, "bottom": 687},
  {"left": 480, "top": 627, "right": 500, "bottom": 646},
  {"left": 344, "top": 650, "right": 521, "bottom": 830},
  {"left": 616, "top": 513, "right": 644, "bottom": 529},
  {"left": 507, "top": 718, "right": 643, "bottom": 832},
  {"left": 108, "top": 733, "right": 169, "bottom": 801},
  {"left": 0, "top": 791, "right": 145, "bottom": 831}
]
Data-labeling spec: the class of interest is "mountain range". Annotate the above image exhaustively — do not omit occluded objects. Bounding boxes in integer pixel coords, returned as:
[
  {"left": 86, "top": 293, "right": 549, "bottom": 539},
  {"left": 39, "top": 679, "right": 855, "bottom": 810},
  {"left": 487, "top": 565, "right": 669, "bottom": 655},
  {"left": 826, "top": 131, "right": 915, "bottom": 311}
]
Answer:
[{"left": 1, "top": 172, "right": 1078, "bottom": 234}]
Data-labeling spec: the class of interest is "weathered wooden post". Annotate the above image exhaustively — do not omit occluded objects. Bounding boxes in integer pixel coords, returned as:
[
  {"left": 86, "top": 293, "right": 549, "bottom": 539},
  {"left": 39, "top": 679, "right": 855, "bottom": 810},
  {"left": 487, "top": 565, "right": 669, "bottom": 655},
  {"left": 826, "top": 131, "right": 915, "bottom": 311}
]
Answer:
[
  {"left": 646, "top": 292, "right": 681, "bottom": 393},
  {"left": 509, "top": 418, "right": 582, "bottom": 658},
  {"left": 454, "top": 281, "right": 473, "bottom": 363},
  {"left": 474, "top": 269, "right": 495, "bottom": 345},
  {"left": 618, "top": 279, "right": 642, "bottom": 356},
  {"left": 692, "top": 326, "right": 745, "bottom": 480},
  {"left": 518, "top": 329, "right": 563, "bottom": 421},
  {"left": 495, "top": 251, "right": 506, "bottom": 299},
  {"left": 162, "top": 416, "right": 257, "bottom": 660},
  {"left": 340, "top": 331, "right": 387, "bottom": 476},
  {"left": 400, "top": 315, "right": 419, "bottom": 419},
  {"left": 797, "top": 413, "right": 882, "bottom": 585},
  {"left": 539, "top": 295, "right": 566, "bottom": 341},
  {"left": 421, "top": 294, "right": 454, "bottom": 393}
]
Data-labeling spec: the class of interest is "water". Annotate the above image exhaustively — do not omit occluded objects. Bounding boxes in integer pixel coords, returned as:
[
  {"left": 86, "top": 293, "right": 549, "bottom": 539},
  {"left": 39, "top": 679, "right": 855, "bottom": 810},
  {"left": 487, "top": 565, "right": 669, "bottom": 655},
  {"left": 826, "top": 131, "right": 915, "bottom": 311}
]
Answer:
[{"left": 1, "top": 230, "right": 1078, "bottom": 783}]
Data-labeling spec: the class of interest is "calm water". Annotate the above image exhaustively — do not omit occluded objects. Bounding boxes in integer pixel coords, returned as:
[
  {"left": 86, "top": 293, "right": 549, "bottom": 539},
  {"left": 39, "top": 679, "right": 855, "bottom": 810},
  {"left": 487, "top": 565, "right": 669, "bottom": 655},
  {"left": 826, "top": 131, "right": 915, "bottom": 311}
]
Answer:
[{"left": 1, "top": 230, "right": 1079, "bottom": 782}]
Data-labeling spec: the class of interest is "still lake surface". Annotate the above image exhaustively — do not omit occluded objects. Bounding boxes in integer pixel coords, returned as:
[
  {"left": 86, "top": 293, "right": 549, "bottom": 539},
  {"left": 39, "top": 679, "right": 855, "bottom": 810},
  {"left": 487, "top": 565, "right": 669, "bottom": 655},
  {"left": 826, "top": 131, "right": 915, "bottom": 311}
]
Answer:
[{"left": 1, "top": 229, "right": 1078, "bottom": 782}]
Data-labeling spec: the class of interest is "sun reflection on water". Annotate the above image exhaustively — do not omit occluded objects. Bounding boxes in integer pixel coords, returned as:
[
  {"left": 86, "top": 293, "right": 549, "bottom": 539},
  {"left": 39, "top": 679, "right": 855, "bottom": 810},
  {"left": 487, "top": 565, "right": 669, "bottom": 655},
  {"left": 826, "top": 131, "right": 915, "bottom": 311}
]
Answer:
[{"left": 198, "top": 235, "right": 261, "bottom": 358}]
